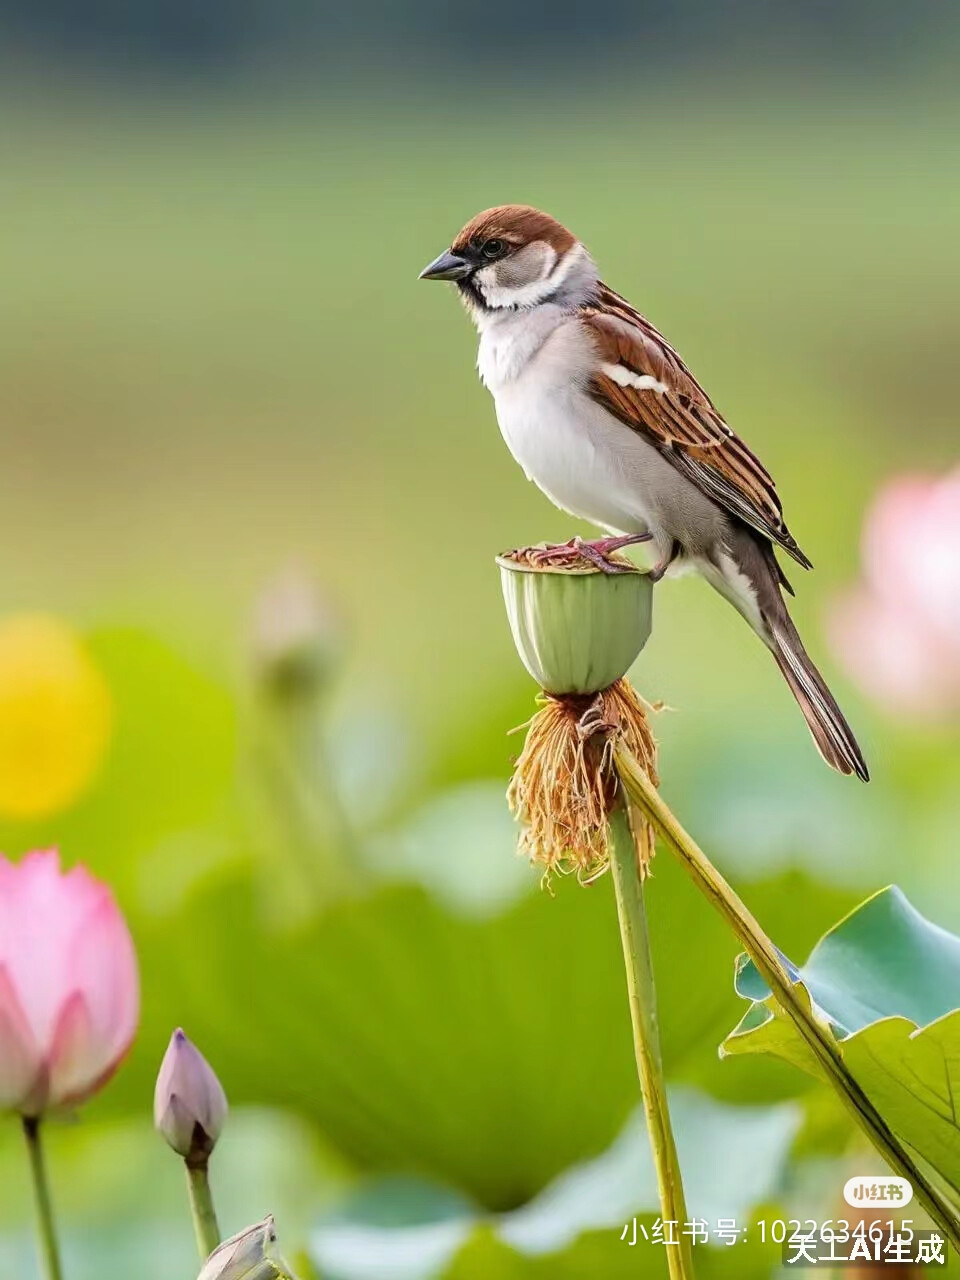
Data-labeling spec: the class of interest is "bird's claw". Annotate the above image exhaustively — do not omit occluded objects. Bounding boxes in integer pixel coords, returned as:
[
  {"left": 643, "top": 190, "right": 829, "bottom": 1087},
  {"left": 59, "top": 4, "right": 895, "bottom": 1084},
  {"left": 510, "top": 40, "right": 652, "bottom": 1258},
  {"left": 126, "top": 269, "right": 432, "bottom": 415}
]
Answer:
[
  {"left": 516, "top": 536, "right": 640, "bottom": 575},
  {"left": 574, "top": 540, "right": 636, "bottom": 574}
]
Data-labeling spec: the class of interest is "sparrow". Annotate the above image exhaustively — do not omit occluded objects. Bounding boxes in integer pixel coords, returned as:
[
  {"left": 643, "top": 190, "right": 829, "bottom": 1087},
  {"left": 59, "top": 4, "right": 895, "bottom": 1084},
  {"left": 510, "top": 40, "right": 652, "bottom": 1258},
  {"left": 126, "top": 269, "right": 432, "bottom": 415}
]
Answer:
[{"left": 419, "top": 204, "right": 869, "bottom": 780}]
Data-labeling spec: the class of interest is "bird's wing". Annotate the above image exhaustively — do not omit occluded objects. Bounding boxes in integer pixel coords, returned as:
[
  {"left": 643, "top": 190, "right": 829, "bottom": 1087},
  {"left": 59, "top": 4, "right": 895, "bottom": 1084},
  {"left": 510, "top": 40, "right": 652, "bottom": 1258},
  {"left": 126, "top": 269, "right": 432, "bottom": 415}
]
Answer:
[{"left": 580, "top": 283, "right": 812, "bottom": 569}]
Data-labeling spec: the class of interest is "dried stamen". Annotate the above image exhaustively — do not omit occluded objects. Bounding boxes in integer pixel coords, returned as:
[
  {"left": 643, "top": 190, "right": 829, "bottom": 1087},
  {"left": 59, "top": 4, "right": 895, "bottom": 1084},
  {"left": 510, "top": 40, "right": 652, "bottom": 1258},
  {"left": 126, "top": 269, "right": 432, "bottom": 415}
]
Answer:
[{"left": 507, "top": 679, "right": 660, "bottom": 884}]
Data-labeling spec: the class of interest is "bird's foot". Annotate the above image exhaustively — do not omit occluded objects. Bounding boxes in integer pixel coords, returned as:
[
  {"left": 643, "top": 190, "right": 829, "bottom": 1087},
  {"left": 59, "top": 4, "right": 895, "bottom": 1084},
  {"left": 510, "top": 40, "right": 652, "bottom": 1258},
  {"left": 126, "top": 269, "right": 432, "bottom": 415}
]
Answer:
[
  {"left": 520, "top": 536, "right": 645, "bottom": 575},
  {"left": 516, "top": 539, "right": 584, "bottom": 571},
  {"left": 587, "top": 533, "right": 654, "bottom": 555},
  {"left": 574, "top": 540, "right": 637, "bottom": 574},
  {"left": 575, "top": 533, "right": 654, "bottom": 574}
]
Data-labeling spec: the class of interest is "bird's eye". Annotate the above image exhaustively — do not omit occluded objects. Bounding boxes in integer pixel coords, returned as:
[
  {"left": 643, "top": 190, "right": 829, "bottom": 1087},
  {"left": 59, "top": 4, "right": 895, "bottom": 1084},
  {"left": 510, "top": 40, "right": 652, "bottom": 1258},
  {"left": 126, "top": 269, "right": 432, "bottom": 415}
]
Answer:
[{"left": 482, "top": 238, "right": 506, "bottom": 259}]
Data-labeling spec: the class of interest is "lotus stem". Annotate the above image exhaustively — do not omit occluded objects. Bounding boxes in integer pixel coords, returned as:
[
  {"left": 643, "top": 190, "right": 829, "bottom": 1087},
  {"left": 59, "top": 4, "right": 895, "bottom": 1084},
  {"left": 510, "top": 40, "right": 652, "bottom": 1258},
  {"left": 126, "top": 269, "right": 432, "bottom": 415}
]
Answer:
[
  {"left": 609, "top": 804, "right": 695, "bottom": 1279},
  {"left": 186, "top": 1157, "right": 222, "bottom": 1262},
  {"left": 613, "top": 742, "right": 960, "bottom": 1252},
  {"left": 498, "top": 550, "right": 693, "bottom": 1258},
  {"left": 22, "top": 1117, "right": 63, "bottom": 1280},
  {"left": 257, "top": 698, "right": 359, "bottom": 902}
]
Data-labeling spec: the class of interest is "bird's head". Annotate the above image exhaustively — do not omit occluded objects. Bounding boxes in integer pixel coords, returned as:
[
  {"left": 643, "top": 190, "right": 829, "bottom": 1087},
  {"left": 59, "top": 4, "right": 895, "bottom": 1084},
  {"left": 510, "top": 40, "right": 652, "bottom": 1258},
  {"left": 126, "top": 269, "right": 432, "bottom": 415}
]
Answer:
[{"left": 419, "top": 205, "right": 596, "bottom": 316}]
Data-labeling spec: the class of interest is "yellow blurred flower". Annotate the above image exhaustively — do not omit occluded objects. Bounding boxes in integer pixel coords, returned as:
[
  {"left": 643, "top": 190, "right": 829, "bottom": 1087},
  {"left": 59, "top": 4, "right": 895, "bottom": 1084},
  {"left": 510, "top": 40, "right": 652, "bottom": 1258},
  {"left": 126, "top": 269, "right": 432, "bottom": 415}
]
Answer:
[{"left": 0, "top": 614, "right": 112, "bottom": 819}]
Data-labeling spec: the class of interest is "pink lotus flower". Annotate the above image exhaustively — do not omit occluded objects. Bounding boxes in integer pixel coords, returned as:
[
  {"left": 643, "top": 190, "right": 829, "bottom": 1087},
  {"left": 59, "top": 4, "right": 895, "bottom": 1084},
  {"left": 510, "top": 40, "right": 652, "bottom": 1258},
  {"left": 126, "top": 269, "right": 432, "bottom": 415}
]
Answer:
[
  {"left": 828, "top": 468, "right": 960, "bottom": 719},
  {"left": 0, "top": 850, "right": 139, "bottom": 1115}
]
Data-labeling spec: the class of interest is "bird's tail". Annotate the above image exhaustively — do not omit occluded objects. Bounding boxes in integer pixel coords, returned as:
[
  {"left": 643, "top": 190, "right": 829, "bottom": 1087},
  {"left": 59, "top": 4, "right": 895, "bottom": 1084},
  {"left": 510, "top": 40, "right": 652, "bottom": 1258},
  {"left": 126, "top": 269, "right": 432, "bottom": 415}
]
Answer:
[
  {"left": 703, "top": 530, "right": 869, "bottom": 780},
  {"left": 768, "top": 611, "right": 870, "bottom": 781}
]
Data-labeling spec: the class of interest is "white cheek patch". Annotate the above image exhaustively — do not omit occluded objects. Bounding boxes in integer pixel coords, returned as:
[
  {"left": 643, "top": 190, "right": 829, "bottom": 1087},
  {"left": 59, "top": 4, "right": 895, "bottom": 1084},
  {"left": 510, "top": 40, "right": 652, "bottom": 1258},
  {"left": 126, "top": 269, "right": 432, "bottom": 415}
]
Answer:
[
  {"left": 601, "top": 363, "right": 669, "bottom": 394},
  {"left": 478, "top": 275, "right": 558, "bottom": 309},
  {"left": 476, "top": 241, "right": 593, "bottom": 310},
  {"left": 498, "top": 241, "right": 556, "bottom": 289},
  {"left": 477, "top": 244, "right": 555, "bottom": 309}
]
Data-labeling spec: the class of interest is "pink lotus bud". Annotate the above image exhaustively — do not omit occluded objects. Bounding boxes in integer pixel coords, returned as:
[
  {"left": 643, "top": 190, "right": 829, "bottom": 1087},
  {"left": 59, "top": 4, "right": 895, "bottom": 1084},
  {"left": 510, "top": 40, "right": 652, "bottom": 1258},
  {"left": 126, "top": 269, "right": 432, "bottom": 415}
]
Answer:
[
  {"left": 154, "top": 1028, "right": 228, "bottom": 1162},
  {"left": 0, "top": 850, "right": 139, "bottom": 1116}
]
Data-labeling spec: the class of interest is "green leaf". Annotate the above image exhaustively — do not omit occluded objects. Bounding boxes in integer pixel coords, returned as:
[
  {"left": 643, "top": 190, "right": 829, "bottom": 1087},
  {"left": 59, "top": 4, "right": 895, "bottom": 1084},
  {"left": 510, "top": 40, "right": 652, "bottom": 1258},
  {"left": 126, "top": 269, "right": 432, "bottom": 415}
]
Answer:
[
  {"left": 365, "top": 781, "right": 533, "bottom": 919},
  {"left": 112, "top": 852, "right": 847, "bottom": 1209},
  {"left": 308, "top": 1089, "right": 799, "bottom": 1279},
  {"left": 447, "top": 1226, "right": 781, "bottom": 1280},
  {"left": 723, "top": 885, "right": 960, "bottom": 1193},
  {"left": 128, "top": 874, "right": 647, "bottom": 1208}
]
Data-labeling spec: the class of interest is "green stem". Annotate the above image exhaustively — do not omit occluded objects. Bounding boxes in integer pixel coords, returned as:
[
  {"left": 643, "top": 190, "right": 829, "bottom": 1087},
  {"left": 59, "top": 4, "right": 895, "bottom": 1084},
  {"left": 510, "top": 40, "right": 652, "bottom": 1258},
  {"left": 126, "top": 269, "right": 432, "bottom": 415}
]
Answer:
[
  {"left": 185, "top": 1159, "right": 221, "bottom": 1262},
  {"left": 609, "top": 805, "right": 695, "bottom": 1280},
  {"left": 614, "top": 742, "right": 960, "bottom": 1252},
  {"left": 22, "top": 1116, "right": 63, "bottom": 1280},
  {"left": 258, "top": 700, "right": 359, "bottom": 902}
]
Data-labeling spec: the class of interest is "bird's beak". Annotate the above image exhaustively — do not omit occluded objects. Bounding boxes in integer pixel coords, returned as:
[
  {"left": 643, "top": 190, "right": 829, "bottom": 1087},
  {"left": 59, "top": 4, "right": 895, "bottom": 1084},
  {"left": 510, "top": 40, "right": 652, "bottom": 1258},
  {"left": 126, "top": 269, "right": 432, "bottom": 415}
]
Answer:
[{"left": 418, "top": 250, "right": 474, "bottom": 282}]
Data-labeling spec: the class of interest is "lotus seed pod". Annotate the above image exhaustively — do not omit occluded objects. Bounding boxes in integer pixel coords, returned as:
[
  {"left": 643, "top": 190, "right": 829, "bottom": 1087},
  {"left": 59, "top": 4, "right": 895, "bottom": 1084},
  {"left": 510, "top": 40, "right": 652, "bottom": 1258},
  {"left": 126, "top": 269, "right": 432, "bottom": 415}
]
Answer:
[{"left": 498, "top": 552, "right": 653, "bottom": 695}]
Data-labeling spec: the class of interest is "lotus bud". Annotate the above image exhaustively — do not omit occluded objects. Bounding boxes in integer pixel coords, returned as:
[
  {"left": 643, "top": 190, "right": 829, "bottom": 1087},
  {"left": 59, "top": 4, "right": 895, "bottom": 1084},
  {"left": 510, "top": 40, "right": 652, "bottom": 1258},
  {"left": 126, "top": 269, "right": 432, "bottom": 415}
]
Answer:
[
  {"left": 197, "top": 1217, "right": 293, "bottom": 1280},
  {"left": 252, "top": 565, "right": 342, "bottom": 702},
  {"left": 0, "top": 849, "right": 138, "bottom": 1116},
  {"left": 154, "top": 1028, "right": 228, "bottom": 1163},
  {"left": 497, "top": 550, "right": 652, "bottom": 695}
]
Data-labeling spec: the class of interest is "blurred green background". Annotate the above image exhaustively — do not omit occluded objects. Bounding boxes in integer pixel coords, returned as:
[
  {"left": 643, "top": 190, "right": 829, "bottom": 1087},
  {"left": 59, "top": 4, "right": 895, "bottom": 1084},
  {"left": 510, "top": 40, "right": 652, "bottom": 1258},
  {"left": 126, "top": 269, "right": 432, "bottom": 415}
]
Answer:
[{"left": 0, "top": 6, "right": 958, "bottom": 1276}]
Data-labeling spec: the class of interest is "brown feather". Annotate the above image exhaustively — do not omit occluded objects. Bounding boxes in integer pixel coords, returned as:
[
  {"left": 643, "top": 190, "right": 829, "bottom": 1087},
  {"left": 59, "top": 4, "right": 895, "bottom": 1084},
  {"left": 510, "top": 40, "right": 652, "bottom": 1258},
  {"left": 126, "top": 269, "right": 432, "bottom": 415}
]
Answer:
[
  {"left": 730, "top": 533, "right": 867, "bottom": 778},
  {"left": 580, "top": 283, "right": 813, "bottom": 570},
  {"left": 451, "top": 205, "right": 576, "bottom": 257},
  {"left": 771, "top": 636, "right": 870, "bottom": 780}
]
